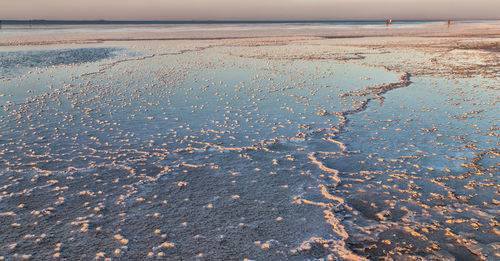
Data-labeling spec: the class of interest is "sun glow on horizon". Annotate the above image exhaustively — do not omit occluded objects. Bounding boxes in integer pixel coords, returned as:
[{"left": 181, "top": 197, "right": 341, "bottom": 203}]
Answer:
[{"left": 1, "top": 0, "right": 499, "bottom": 21}]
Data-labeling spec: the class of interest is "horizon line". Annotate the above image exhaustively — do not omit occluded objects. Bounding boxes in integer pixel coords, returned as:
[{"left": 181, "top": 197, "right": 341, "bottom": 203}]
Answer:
[
  {"left": 0, "top": 17, "right": 500, "bottom": 22},
  {"left": 2, "top": 18, "right": 500, "bottom": 23}
]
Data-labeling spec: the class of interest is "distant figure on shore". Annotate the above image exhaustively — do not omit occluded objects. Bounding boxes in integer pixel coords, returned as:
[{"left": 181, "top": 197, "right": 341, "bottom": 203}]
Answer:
[
  {"left": 389, "top": 19, "right": 392, "bottom": 24},
  {"left": 0, "top": 20, "right": 2, "bottom": 29},
  {"left": 386, "top": 19, "right": 389, "bottom": 26},
  {"left": 448, "top": 19, "right": 451, "bottom": 27}
]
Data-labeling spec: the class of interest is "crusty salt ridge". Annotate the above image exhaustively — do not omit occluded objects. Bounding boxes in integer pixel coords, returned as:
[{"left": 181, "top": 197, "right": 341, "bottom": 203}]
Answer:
[{"left": 0, "top": 23, "right": 499, "bottom": 260}]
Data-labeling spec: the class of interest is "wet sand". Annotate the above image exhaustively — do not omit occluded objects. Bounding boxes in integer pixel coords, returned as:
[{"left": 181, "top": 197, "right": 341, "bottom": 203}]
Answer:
[{"left": 0, "top": 23, "right": 499, "bottom": 260}]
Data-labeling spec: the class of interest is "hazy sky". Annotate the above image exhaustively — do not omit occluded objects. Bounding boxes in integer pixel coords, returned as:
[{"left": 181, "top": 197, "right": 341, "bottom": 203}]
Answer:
[{"left": 1, "top": 0, "right": 500, "bottom": 20}]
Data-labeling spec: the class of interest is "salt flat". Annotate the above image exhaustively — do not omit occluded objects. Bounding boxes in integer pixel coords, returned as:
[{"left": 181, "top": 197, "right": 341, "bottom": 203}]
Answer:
[{"left": 0, "top": 22, "right": 499, "bottom": 260}]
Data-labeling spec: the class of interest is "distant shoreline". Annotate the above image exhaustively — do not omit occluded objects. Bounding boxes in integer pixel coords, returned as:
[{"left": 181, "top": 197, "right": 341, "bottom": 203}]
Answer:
[
  {"left": 1, "top": 21, "right": 499, "bottom": 47},
  {"left": 1, "top": 19, "right": 499, "bottom": 26}
]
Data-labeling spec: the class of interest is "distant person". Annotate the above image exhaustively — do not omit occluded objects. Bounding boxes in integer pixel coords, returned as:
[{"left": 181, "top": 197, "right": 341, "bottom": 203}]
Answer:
[
  {"left": 0, "top": 20, "right": 2, "bottom": 29},
  {"left": 448, "top": 19, "right": 451, "bottom": 27},
  {"left": 389, "top": 19, "right": 392, "bottom": 24}
]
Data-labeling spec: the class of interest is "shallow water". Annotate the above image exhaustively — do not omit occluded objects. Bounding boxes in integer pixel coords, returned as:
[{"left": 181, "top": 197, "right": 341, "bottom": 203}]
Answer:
[
  {"left": 331, "top": 75, "right": 499, "bottom": 260},
  {"left": 0, "top": 47, "right": 122, "bottom": 80},
  {"left": 0, "top": 38, "right": 498, "bottom": 260}
]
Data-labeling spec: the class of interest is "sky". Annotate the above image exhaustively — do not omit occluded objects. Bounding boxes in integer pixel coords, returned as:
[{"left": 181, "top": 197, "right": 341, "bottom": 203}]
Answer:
[{"left": 1, "top": 0, "right": 500, "bottom": 21}]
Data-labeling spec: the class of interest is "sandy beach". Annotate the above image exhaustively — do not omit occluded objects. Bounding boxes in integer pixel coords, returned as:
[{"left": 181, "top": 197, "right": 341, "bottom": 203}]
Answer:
[{"left": 0, "top": 22, "right": 499, "bottom": 260}]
